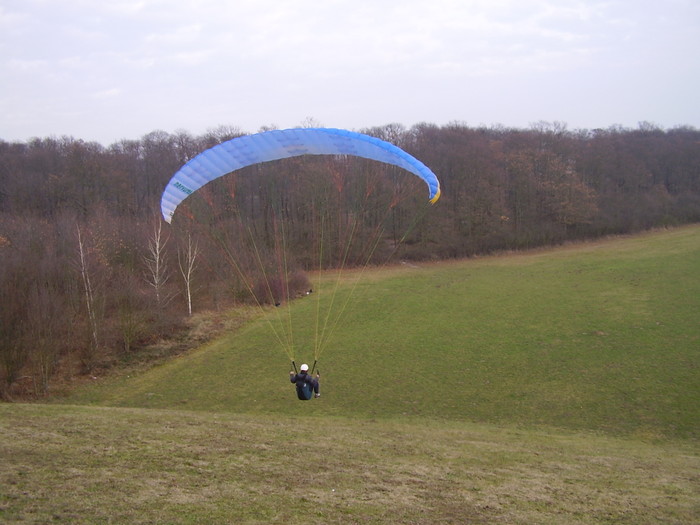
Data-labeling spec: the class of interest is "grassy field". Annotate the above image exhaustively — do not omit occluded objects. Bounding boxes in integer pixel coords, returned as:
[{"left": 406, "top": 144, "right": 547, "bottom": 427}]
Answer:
[
  {"left": 1, "top": 404, "right": 698, "bottom": 524},
  {"left": 2, "top": 226, "right": 699, "bottom": 523},
  {"left": 63, "top": 226, "right": 699, "bottom": 439}
]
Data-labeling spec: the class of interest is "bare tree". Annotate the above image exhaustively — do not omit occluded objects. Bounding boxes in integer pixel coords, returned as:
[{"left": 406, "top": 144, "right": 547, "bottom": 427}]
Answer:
[
  {"left": 177, "top": 232, "right": 200, "bottom": 316},
  {"left": 0, "top": 270, "right": 29, "bottom": 400},
  {"left": 76, "top": 224, "right": 102, "bottom": 372},
  {"left": 26, "top": 284, "right": 62, "bottom": 396},
  {"left": 115, "top": 270, "right": 144, "bottom": 353},
  {"left": 143, "top": 218, "right": 173, "bottom": 308}
]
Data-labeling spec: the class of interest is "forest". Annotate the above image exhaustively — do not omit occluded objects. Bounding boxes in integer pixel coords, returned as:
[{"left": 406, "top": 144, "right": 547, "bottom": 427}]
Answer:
[{"left": 1, "top": 121, "right": 699, "bottom": 399}]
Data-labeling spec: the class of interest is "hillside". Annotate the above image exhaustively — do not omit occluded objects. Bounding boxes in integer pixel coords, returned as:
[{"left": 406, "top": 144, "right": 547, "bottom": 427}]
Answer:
[
  {"left": 4, "top": 124, "right": 700, "bottom": 400},
  {"left": 61, "top": 226, "right": 700, "bottom": 440}
]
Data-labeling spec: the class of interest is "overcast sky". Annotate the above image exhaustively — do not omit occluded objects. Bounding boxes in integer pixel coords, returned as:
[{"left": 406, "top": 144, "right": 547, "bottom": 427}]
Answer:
[{"left": 2, "top": 0, "right": 699, "bottom": 145}]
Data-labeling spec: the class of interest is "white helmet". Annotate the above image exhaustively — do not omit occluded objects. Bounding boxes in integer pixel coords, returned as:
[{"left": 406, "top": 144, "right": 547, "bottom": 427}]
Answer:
[{"left": 300, "top": 364, "right": 309, "bottom": 372}]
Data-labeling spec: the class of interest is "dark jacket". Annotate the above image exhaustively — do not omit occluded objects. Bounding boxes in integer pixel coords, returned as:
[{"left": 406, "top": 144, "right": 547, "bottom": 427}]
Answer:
[{"left": 290, "top": 371, "right": 319, "bottom": 400}]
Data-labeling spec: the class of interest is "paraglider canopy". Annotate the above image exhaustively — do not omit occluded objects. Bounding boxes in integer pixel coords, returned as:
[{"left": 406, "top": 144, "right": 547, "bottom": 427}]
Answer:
[
  {"left": 161, "top": 127, "right": 440, "bottom": 223},
  {"left": 158, "top": 126, "right": 441, "bottom": 373}
]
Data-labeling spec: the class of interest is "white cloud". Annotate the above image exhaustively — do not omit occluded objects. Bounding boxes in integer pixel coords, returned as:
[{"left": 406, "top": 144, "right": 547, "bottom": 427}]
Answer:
[
  {"left": 92, "top": 87, "right": 122, "bottom": 99},
  {"left": 144, "top": 23, "right": 203, "bottom": 46},
  {"left": 6, "top": 58, "right": 49, "bottom": 71}
]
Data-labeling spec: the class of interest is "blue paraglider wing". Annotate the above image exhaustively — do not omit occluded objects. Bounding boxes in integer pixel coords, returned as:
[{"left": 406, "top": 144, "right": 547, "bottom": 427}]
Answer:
[{"left": 161, "top": 128, "right": 440, "bottom": 223}]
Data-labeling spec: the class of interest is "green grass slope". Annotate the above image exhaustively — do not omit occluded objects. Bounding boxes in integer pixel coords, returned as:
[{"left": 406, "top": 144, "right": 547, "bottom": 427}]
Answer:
[{"left": 63, "top": 226, "right": 700, "bottom": 439}]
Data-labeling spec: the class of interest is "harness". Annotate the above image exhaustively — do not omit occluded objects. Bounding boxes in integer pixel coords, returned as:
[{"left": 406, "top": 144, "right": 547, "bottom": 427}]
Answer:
[
  {"left": 296, "top": 378, "right": 314, "bottom": 400},
  {"left": 291, "top": 360, "right": 319, "bottom": 401}
]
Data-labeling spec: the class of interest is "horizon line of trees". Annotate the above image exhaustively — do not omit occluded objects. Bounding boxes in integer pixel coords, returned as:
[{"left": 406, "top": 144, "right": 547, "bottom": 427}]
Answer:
[{"left": 1, "top": 120, "right": 699, "bottom": 399}]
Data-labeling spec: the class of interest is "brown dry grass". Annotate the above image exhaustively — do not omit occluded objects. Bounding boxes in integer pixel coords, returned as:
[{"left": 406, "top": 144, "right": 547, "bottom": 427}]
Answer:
[{"left": 1, "top": 404, "right": 697, "bottom": 524}]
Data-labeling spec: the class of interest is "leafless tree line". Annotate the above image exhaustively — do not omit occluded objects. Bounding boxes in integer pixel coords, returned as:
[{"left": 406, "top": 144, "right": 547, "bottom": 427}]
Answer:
[{"left": 1, "top": 121, "right": 699, "bottom": 399}]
